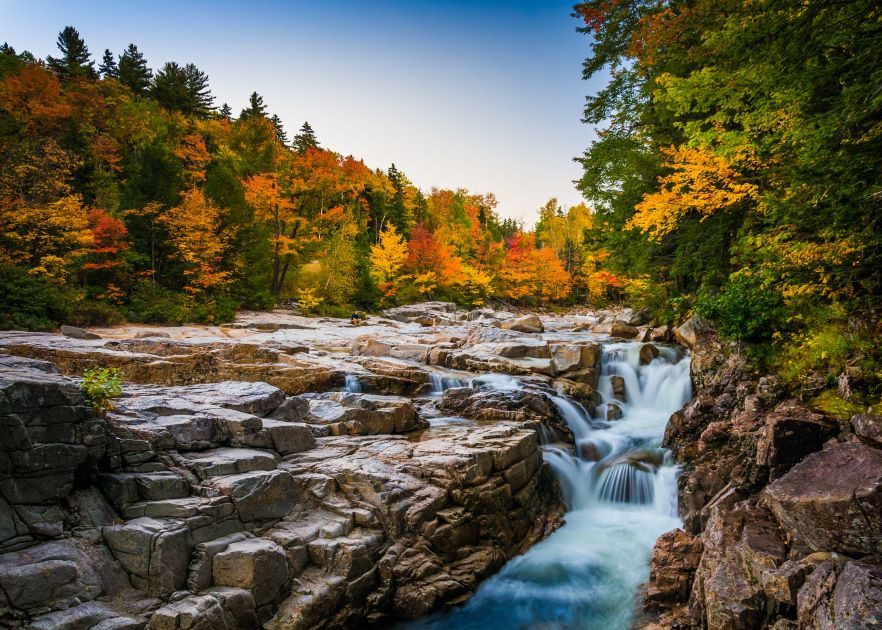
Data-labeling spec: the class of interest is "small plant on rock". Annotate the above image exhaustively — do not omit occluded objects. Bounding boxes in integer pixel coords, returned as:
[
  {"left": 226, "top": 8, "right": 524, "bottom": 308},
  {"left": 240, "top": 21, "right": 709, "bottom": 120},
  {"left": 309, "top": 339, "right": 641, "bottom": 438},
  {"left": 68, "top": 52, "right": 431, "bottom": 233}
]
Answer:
[{"left": 81, "top": 367, "right": 124, "bottom": 416}]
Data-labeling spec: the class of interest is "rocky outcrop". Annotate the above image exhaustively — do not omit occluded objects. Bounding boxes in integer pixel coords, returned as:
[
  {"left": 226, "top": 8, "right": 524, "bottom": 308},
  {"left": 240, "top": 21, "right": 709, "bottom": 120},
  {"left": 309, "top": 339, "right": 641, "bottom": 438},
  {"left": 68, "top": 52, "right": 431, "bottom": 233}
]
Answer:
[
  {"left": 644, "top": 320, "right": 882, "bottom": 629},
  {"left": 0, "top": 340, "right": 565, "bottom": 628}
]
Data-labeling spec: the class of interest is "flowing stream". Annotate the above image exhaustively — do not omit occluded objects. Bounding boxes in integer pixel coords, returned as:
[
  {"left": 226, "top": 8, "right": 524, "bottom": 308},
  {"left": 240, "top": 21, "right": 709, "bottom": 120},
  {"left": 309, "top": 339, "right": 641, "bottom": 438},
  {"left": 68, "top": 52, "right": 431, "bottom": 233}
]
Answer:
[{"left": 409, "top": 341, "right": 692, "bottom": 629}]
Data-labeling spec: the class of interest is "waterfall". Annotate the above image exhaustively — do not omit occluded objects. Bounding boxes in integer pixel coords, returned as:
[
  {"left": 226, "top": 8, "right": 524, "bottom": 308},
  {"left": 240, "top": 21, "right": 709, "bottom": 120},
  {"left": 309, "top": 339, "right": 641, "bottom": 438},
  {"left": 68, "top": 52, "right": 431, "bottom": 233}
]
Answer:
[
  {"left": 408, "top": 341, "right": 692, "bottom": 630},
  {"left": 344, "top": 374, "right": 362, "bottom": 393},
  {"left": 429, "top": 373, "right": 465, "bottom": 394}
]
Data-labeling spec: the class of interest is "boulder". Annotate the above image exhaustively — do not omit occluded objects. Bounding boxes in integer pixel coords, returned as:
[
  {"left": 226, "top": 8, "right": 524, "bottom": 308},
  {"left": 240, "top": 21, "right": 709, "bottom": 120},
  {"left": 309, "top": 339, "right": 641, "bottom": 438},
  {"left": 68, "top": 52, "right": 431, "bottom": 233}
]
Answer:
[
  {"left": 351, "top": 337, "right": 394, "bottom": 358},
  {"left": 103, "top": 517, "right": 193, "bottom": 596},
  {"left": 610, "top": 375, "right": 626, "bottom": 402},
  {"left": 592, "top": 321, "right": 639, "bottom": 338},
  {"left": 606, "top": 403, "right": 623, "bottom": 421},
  {"left": 674, "top": 317, "right": 697, "bottom": 349},
  {"left": 550, "top": 343, "right": 600, "bottom": 374},
  {"left": 499, "top": 315, "right": 544, "bottom": 334},
  {"left": 832, "top": 560, "right": 882, "bottom": 627},
  {"left": 60, "top": 325, "right": 101, "bottom": 340},
  {"left": 756, "top": 415, "right": 836, "bottom": 478},
  {"left": 639, "top": 343, "right": 660, "bottom": 365},
  {"left": 305, "top": 393, "right": 426, "bottom": 435},
  {"left": 213, "top": 538, "right": 289, "bottom": 606},
  {"left": 764, "top": 440, "right": 882, "bottom": 555},
  {"left": 150, "top": 594, "right": 229, "bottom": 630},
  {"left": 649, "top": 326, "right": 672, "bottom": 343},
  {"left": 493, "top": 338, "right": 551, "bottom": 360},
  {"left": 212, "top": 469, "right": 299, "bottom": 522},
  {"left": 645, "top": 529, "right": 703, "bottom": 609},
  {"left": 852, "top": 413, "right": 882, "bottom": 447}
]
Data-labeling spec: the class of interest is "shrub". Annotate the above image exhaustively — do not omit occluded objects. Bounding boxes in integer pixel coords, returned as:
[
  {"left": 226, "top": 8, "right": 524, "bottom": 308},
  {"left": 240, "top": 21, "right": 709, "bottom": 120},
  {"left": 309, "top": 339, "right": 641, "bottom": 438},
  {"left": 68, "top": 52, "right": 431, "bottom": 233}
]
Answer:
[
  {"left": 189, "top": 294, "right": 238, "bottom": 324},
  {"left": 696, "top": 273, "right": 786, "bottom": 343},
  {"left": 68, "top": 300, "right": 125, "bottom": 327},
  {"left": 127, "top": 282, "right": 191, "bottom": 325},
  {"left": 81, "top": 367, "right": 124, "bottom": 416},
  {"left": 0, "top": 265, "right": 70, "bottom": 330}
]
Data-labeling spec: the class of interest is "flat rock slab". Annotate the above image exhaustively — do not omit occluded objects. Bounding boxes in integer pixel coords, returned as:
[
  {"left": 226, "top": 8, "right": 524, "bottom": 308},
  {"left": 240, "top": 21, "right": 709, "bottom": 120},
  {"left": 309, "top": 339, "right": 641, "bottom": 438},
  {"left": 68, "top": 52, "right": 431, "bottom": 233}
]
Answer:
[{"left": 180, "top": 448, "right": 278, "bottom": 479}]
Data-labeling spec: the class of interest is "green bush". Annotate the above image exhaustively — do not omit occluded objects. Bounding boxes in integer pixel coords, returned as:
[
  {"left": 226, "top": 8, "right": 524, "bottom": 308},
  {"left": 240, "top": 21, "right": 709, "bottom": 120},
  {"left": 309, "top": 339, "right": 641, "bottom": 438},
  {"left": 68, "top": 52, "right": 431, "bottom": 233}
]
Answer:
[
  {"left": 189, "top": 294, "right": 238, "bottom": 324},
  {"left": 81, "top": 367, "right": 124, "bottom": 416},
  {"left": 127, "top": 282, "right": 191, "bottom": 325},
  {"left": 696, "top": 274, "right": 786, "bottom": 343},
  {"left": 0, "top": 265, "right": 70, "bottom": 330},
  {"left": 69, "top": 300, "right": 125, "bottom": 327}
]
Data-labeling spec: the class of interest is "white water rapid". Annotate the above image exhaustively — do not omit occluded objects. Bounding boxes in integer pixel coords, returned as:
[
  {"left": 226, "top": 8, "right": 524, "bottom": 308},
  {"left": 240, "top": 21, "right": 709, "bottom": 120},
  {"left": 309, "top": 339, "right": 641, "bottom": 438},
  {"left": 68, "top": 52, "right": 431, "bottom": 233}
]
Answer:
[{"left": 409, "top": 341, "right": 692, "bottom": 629}]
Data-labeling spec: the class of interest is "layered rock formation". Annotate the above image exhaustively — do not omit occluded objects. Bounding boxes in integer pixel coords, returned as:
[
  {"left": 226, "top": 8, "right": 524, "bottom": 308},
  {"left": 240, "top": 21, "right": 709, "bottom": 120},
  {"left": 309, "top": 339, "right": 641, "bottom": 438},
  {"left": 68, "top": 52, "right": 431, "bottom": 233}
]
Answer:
[{"left": 2, "top": 306, "right": 632, "bottom": 628}]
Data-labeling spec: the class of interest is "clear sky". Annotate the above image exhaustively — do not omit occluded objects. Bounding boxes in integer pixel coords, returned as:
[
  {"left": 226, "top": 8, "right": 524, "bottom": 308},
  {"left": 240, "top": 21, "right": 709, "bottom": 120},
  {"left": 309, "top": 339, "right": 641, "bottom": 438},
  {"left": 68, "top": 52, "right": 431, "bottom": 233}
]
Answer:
[{"left": 1, "top": 0, "right": 604, "bottom": 224}]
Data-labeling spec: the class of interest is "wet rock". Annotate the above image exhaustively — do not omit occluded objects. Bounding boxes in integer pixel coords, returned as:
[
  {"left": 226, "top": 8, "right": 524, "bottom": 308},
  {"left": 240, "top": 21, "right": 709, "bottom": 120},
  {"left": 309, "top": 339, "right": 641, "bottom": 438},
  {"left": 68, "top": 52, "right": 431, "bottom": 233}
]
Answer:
[
  {"left": 645, "top": 529, "right": 703, "bottom": 609},
  {"left": 606, "top": 402, "right": 623, "bottom": 420},
  {"left": 764, "top": 440, "right": 882, "bottom": 555},
  {"left": 60, "top": 325, "right": 101, "bottom": 340},
  {"left": 649, "top": 326, "right": 672, "bottom": 343},
  {"left": 610, "top": 375, "right": 626, "bottom": 402},
  {"left": 639, "top": 343, "right": 660, "bottom": 365},
  {"left": 499, "top": 315, "right": 544, "bottom": 334}
]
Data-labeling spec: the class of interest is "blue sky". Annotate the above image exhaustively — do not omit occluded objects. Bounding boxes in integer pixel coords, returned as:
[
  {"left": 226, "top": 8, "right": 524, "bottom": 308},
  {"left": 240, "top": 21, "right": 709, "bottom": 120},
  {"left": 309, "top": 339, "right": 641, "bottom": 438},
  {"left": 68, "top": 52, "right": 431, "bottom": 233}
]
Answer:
[{"left": 1, "top": 0, "right": 605, "bottom": 224}]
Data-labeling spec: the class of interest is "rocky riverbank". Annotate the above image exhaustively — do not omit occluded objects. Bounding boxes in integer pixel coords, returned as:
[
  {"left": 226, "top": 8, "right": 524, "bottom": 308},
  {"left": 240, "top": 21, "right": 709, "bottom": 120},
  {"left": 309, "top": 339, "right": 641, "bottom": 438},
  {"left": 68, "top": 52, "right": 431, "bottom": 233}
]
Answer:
[
  {"left": 642, "top": 319, "right": 882, "bottom": 628},
  {"left": 0, "top": 303, "right": 654, "bottom": 628}
]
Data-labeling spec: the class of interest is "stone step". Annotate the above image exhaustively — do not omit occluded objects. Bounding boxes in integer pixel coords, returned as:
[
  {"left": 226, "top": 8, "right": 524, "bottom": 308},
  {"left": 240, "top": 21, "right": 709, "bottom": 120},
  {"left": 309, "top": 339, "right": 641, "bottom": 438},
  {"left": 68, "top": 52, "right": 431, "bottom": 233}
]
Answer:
[
  {"left": 122, "top": 495, "right": 235, "bottom": 520},
  {"left": 98, "top": 471, "right": 190, "bottom": 511},
  {"left": 179, "top": 447, "right": 278, "bottom": 479}
]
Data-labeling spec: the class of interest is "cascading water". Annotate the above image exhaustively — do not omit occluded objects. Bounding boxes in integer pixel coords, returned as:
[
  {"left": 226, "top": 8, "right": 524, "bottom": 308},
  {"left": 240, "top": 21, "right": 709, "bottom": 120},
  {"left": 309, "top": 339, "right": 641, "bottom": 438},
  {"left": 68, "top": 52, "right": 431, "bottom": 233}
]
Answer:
[
  {"left": 408, "top": 342, "right": 692, "bottom": 629},
  {"left": 429, "top": 373, "right": 465, "bottom": 395},
  {"left": 344, "top": 374, "right": 362, "bottom": 393}
]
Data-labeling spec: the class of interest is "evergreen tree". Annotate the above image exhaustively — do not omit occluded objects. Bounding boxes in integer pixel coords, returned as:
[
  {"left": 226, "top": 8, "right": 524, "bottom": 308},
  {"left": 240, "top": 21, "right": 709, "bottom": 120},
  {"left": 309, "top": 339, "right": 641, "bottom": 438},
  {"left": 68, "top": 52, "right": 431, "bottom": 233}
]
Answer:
[
  {"left": 0, "top": 43, "right": 15, "bottom": 56},
  {"left": 239, "top": 92, "right": 267, "bottom": 119},
  {"left": 99, "top": 49, "right": 118, "bottom": 79},
  {"left": 270, "top": 114, "right": 288, "bottom": 145},
  {"left": 292, "top": 121, "right": 319, "bottom": 154},
  {"left": 219, "top": 103, "right": 232, "bottom": 119},
  {"left": 184, "top": 63, "right": 213, "bottom": 117},
  {"left": 46, "top": 26, "right": 96, "bottom": 80},
  {"left": 152, "top": 62, "right": 213, "bottom": 117},
  {"left": 118, "top": 44, "right": 151, "bottom": 94},
  {"left": 387, "top": 163, "right": 411, "bottom": 234}
]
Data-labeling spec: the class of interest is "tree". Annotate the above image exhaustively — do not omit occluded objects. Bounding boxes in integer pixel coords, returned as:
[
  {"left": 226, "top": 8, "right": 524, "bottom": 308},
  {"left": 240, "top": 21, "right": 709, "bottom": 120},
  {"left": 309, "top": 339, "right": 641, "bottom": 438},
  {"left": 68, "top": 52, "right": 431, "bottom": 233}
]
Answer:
[
  {"left": 46, "top": 26, "right": 96, "bottom": 80},
  {"left": 98, "top": 49, "right": 118, "bottom": 79},
  {"left": 151, "top": 62, "right": 213, "bottom": 117},
  {"left": 219, "top": 103, "right": 232, "bottom": 119},
  {"left": 270, "top": 114, "right": 288, "bottom": 145},
  {"left": 118, "top": 44, "right": 151, "bottom": 94},
  {"left": 244, "top": 173, "right": 300, "bottom": 296},
  {"left": 370, "top": 224, "right": 408, "bottom": 298},
  {"left": 292, "top": 121, "right": 319, "bottom": 154},
  {"left": 499, "top": 233, "right": 571, "bottom": 303},
  {"left": 239, "top": 91, "right": 267, "bottom": 119},
  {"left": 159, "top": 187, "right": 230, "bottom": 294},
  {"left": 83, "top": 209, "right": 129, "bottom": 272}
]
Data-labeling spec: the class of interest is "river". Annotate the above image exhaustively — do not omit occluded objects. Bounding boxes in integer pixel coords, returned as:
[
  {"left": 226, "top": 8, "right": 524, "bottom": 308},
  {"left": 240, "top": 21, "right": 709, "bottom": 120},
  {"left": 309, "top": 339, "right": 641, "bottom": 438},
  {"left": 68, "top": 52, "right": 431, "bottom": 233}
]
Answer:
[{"left": 407, "top": 340, "right": 692, "bottom": 629}]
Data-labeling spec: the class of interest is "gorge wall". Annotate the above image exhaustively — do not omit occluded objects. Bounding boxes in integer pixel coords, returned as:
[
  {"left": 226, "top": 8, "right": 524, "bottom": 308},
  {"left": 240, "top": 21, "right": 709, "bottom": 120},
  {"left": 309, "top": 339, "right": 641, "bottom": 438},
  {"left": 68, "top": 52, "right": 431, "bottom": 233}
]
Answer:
[{"left": 643, "top": 319, "right": 882, "bottom": 628}]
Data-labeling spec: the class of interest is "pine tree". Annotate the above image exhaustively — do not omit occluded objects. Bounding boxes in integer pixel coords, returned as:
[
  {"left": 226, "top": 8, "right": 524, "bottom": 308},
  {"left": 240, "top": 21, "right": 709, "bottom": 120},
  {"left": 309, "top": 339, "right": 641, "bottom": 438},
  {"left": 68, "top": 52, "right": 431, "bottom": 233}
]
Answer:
[
  {"left": 99, "top": 49, "right": 118, "bottom": 79},
  {"left": 46, "top": 26, "right": 96, "bottom": 80},
  {"left": 152, "top": 62, "right": 213, "bottom": 117},
  {"left": 118, "top": 44, "right": 151, "bottom": 94},
  {"left": 219, "top": 103, "right": 232, "bottom": 119},
  {"left": 184, "top": 63, "right": 213, "bottom": 117},
  {"left": 270, "top": 114, "right": 288, "bottom": 145},
  {"left": 387, "top": 163, "right": 411, "bottom": 234},
  {"left": 293, "top": 121, "right": 319, "bottom": 154},
  {"left": 0, "top": 43, "right": 15, "bottom": 56},
  {"left": 239, "top": 92, "right": 267, "bottom": 119}
]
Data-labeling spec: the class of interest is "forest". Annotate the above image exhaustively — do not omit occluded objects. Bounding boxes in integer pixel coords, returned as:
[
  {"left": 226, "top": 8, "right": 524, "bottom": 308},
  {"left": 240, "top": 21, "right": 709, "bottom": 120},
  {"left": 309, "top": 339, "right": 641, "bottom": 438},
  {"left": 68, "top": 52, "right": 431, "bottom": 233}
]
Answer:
[
  {"left": 0, "top": 26, "right": 587, "bottom": 331},
  {"left": 574, "top": 0, "right": 882, "bottom": 403},
  {"left": 2, "top": 2, "right": 881, "bottom": 403}
]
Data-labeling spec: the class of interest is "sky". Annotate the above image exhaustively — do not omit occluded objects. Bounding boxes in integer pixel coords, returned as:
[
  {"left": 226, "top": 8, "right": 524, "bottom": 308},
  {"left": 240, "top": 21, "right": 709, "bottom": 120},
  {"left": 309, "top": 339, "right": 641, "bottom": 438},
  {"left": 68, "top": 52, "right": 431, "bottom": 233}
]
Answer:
[{"left": 0, "top": 0, "right": 606, "bottom": 225}]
